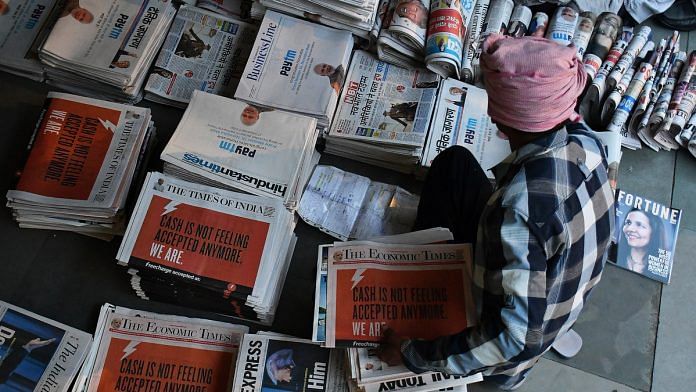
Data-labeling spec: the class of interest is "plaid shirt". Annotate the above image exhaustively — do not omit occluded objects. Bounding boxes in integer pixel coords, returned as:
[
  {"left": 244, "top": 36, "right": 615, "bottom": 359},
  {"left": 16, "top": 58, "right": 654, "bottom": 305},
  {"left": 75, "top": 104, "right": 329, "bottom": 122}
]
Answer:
[{"left": 401, "top": 124, "right": 615, "bottom": 385}]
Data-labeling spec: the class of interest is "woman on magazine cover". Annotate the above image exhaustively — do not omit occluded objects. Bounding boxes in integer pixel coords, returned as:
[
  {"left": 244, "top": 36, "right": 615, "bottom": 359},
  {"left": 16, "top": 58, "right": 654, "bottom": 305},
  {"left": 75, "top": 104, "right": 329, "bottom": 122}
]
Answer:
[{"left": 616, "top": 208, "right": 667, "bottom": 279}]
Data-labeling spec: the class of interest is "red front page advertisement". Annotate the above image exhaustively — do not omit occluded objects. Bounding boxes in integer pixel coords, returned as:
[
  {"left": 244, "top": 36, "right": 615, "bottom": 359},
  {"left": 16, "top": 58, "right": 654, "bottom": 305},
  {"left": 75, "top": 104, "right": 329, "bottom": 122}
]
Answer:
[
  {"left": 17, "top": 97, "right": 120, "bottom": 199},
  {"left": 94, "top": 337, "right": 235, "bottom": 392},
  {"left": 333, "top": 268, "right": 469, "bottom": 346},
  {"left": 130, "top": 195, "right": 270, "bottom": 288}
]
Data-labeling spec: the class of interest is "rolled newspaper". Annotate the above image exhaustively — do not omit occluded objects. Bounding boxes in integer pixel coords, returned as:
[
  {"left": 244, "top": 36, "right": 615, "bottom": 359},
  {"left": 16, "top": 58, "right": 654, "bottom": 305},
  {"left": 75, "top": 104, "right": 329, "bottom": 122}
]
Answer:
[
  {"left": 470, "top": 0, "right": 512, "bottom": 84},
  {"left": 461, "top": 0, "right": 490, "bottom": 83},
  {"left": 527, "top": 12, "right": 548, "bottom": 37},
  {"left": 601, "top": 66, "right": 635, "bottom": 125},
  {"left": 637, "top": 51, "right": 679, "bottom": 151},
  {"left": 689, "top": 129, "right": 696, "bottom": 158},
  {"left": 582, "top": 12, "right": 622, "bottom": 79},
  {"left": 370, "top": 0, "right": 392, "bottom": 42},
  {"left": 629, "top": 36, "right": 674, "bottom": 135},
  {"left": 605, "top": 26, "right": 652, "bottom": 95},
  {"left": 668, "top": 74, "right": 696, "bottom": 142},
  {"left": 546, "top": 6, "right": 578, "bottom": 45},
  {"left": 506, "top": 4, "right": 533, "bottom": 38},
  {"left": 571, "top": 12, "right": 596, "bottom": 59},
  {"left": 425, "top": 0, "right": 466, "bottom": 78},
  {"left": 648, "top": 51, "right": 687, "bottom": 130},
  {"left": 377, "top": 1, "right": 426, "bottom": 68},
  {"left": 654, "top": 50, "right": 696, "bottom": 150},
  {"left": 390, "top": 0, "right": 430, "bottom": 52},
  {"left": 677, "top": 110, "right": 696, "bottom": 146}
]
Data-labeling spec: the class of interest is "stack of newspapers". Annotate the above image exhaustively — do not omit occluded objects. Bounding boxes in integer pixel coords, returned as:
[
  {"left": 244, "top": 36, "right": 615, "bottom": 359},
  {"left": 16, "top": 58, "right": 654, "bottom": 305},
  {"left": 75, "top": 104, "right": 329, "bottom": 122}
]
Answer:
[
  {"left": 38, "top": 0, "right": 177, "bottom": 103},
  {"left": 197, "top": 0, "right": 266, "bottom": 20},
  {"left": 259, "top": 0, "right": 381, "bottom": 39},
  {"left": 325, "top": 50, "right": 439, "bottom": 173},
  {"left": 72, "top": 303, "right": 249, "bottom": 391},
  {"left": 235, "top": 10, "right": 354, "bottom": 128},
  {"left": 117, "top": 172, "right": 297, "bottom": 324},
  {"left": 6, "top": 92, "right": 154, "bottom": 240},
  {"left": 144, "top": 5, "right": 258, "bottom": 108},
  {"left": 161, "top": 90, "right": 320, "bottom": 209},
  {"left": 0, "top": 0, "right": 62, "bottom": 81}
]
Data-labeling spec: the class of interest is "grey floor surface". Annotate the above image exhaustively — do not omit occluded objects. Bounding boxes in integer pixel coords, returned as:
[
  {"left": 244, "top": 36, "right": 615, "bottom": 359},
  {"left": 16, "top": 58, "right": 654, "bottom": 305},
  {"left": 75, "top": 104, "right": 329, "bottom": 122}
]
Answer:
[{"left": 1, "top": 17, "right": 695, "bottom": 392}]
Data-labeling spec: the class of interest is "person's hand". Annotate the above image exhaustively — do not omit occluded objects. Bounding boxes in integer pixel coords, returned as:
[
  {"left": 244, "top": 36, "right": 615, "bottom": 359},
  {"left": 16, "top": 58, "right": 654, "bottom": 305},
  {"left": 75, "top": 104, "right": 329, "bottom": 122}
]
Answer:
[
  {"left": 23, "top": 337, "right": 56, "bottom": 352},
  {"left": 377, "top": 329, "right": 407, "bottom": 366}
]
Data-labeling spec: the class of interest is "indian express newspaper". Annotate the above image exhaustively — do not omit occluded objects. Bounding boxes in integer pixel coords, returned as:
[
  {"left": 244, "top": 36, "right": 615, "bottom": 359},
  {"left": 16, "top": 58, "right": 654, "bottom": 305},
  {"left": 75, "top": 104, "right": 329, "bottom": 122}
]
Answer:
[
  {"left": 235, "top": 10, "right": 353, "bottom": 126},
  {"left": 329, "top": 50, "right": 438, "bottom": 147},
  {"left": 72, "top": 304, "right": 248, "bottom": 392},
  {"left": 324, "top": 242, "right": 476, "bottom": 348},
  {"left": 0, "top": 301, "right": 92, "bottom": 392},
  {"left": 144, "top": 5, "right": 258, "bottom": 107},
  {"left": 0, "top": 0, "right": 60, "bottom": 81},
  {"left": 422, "top": 78, "right": 510, "bottom": 178},
  {"left": 232, "top": 333, "right": 347, "bottom": 392}
]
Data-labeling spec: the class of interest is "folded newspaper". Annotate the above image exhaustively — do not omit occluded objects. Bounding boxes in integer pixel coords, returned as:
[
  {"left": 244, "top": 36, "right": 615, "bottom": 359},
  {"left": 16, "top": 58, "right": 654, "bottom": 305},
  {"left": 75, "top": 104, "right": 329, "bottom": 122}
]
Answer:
[
  {"left": 325, "top": 50, "right": 439, "bottom": 173},
  {"left": 117, "top": 172, "right": 297, "bottom": 324},
  {"left": 39, "top": 0, "right": 177, "bottom": 103},
  {"left": 6, "top": 92, "right": 154, "bottom": 239},
  {"left": 298, "top": 165, "right": 419, "bottom": 241},
  {"left": 234, "top": 10, "right": 354, "bottom": 127},
  {"left": 0, "top": 300, "right": 92, "bottom": 392},
  {"left": 422, "top": 78, "right": 510, "bottom": 179},
  {"left": 143, "top": 5, "right": 258, "bottom": 107},
  {"left": 376, "top": 0, "right": 429, "bottom": 69},
  {"left": 0, "top": 0, "right": 61, "bottom": 81},
  {"left": 71, "top": 303, "right": 248, "bottom": 391}
]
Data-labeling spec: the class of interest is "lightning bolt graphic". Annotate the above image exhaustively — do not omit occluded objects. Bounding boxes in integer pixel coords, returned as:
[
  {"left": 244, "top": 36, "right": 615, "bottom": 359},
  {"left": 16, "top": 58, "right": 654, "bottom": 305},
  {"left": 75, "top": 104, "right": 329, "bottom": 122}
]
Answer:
[
  {"left": 161, "top": 200, "right": 180, "bottom": 216},
  {"left": 98, "top": 118, "right": 118, "bottom": 133},
  {"left": 121, "top": 341, "right": 140, "bottom": 361},
  {"left": 351, "top": 268, "right": 366, "bottom": 290}
]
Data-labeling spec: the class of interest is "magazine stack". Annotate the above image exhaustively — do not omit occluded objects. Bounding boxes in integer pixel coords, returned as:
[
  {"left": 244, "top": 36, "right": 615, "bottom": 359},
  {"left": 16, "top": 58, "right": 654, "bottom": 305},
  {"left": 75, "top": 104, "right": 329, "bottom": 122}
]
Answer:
[
  {"left": 6, "top": 92, "right": 155, "bottom": 240},
  {"left": 143, "top": 5, "right": 258, "bottom": 108},
  {"left": 161, "top": 90, "right": 320, "bottom": 208},
  {"left": 235, "top": 10, "right": 353, "bottom": 127},
  {"left": 117, "top": 172, "right": 297, "bottom": 324},
  {"left": 0, "top": 0, "right": 61, "bottom": 81},
  {"left": 325, "top": 50, "right": 438, "bottom": 173},
  {"left": 232, "top": 332, "right": 348, "bottom": 391},
  {"left": 259, "top": 0, "right": 382, "bottom": 39},
  {"left": 38, "top": 0, "right": 177, "bottom": 103},
  {"left": 72, "top": 303, "right": 248, "bottom": 391},
  {"left": 422, "top": 78, "right": 510, "bottom": 178},
  {"left": 0, "top": 300, "right": 92, "bottom": 392}
]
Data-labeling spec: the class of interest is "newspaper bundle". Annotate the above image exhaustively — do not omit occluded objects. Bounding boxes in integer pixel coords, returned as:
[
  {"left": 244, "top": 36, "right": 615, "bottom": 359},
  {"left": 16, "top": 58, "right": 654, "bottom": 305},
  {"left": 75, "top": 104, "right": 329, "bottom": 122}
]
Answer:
[
  {"left": 571, "top": 12, "right": 595, "bottom": 60},
  {"left": 297, "top": 165, "right": 419, "bottom": 241},
  {"left": 117, "top": 172, "right": 296, "bottom": 323},
  {"left": 506, "top": 4, "right": 532, "bottom": 38},
  {"left": 143, "top": 5, "right": 258, "bottom": 108},
  {"left": 232, "top": 333, "right": 348, "bottom": 391},
  {"left": 604, "top": 26, "right": 652, "bottom": 103},
  {"left": 642, "top": 51, "right": 687, "bottom": 150},
  {"left": 376, "top": 0, "right": 429, "bottom": 69},
  {"left": 325, "top": 50, "right": 439, "bottom": 173},
  {"left": 545, "top": 6, "right": 577, "bottom": 46},
  {"left": 582, "top": 12, "right": 622, "bottom": 80},
  {"left": 424, "top": 0, "right": 471, "bottom": 79},
  {"left": 653, "top": 50, "right": 696, "bottom": 150},
  {"left": 72, "top": 303, "right": 248, "bottom": 391},
  {"left": 161, "top": 90, "right": 320, "bottom": 208},
  {"left": 38, "top": 0, "right": 176, "bottom": 103},
  {"left": 422, "top": 78, "right": 510, "bottom": 178},
  {"left": 6, "top": 92, "right": 154, "bottom": 239},
  {"left": 465, "top": 0, "right": 512, "bottom": 85},
  {"left": 259, "top": 0, "right": 382, "bottom": 39},
  {"left": 460, "top": 0, "right": 489, "bottom": 84},
  {"left": 0, "top": 0, "right": 61, "bottom": 81},
  {"left": 235, "top": 10, "right": 353, "bottom": 127},
  {"left": 0, "top": 300, "right": 92, "bottom": 392}
]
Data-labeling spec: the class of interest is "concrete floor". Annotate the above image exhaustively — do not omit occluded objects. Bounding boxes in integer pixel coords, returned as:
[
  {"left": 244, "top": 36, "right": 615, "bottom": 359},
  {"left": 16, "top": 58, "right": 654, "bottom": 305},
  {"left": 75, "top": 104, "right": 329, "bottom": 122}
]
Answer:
[{"left": 0, "top": 18, "right": 694, "bottom": 392}]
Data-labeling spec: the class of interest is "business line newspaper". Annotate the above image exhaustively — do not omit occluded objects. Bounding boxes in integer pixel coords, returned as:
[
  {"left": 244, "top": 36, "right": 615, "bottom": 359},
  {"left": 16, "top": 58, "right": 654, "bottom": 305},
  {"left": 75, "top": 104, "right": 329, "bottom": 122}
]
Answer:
[
  {"left": 144, "top": 5, "right": 258, "bottom": 107},
  {"left": 72, "top": 303, "right": 248, "bottom": 392},
  {"left": 0, "top": 300, "right": 92, "bottom": 392}
]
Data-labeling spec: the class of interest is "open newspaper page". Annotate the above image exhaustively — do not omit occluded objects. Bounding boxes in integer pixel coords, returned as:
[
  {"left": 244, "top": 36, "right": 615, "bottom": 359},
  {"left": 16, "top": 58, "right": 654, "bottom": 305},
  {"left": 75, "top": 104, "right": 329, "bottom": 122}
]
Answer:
[
  {"left": 610, "top": 190, "right": 682, "bottom": 284},
  {"left": 330, "top": 50, "right": 438, "bottom": 147},
  {"left": 232, "top": 333, "right": 348, "bottom": 392},
  {"left": 0, "top": 301, "right": 92, "bottom": 392},
  {"left": 325, "top": 242, "right": 475, "bottom": 348},
  {"left": 0, "top": 0, "right": 60, "bottom": 80},
  {"left": 234, "top": 10, "right": 353, "bottom": 125},
  {"left": 298, "top": 165, "right": 419, "bottom": 241},
  {"left": 144, "top": 5, "right": 258, "bottom": 107},
  {"left": 6, "top": 92, "right": 150, "bottom": 211},
  {"left": 422, "top": 78, "right": 510, "bottom": 179},
  {"left": 73, "top": 304, "right": 248, "bottom": 392},
  {"left": 161, "top": 90, "right": 318, "bottom": 205}
]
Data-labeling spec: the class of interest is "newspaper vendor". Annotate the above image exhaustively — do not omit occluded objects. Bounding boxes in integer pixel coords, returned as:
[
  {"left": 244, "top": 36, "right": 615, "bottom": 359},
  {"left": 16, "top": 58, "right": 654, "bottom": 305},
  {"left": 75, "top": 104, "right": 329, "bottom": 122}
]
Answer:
[{"left": 379, "top": 34, "right": 615, "bottom": 390}]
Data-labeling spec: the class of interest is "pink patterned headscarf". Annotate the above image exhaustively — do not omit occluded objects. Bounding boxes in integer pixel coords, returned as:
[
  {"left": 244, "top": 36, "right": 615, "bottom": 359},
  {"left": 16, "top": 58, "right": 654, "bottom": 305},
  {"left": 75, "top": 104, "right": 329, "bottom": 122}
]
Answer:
[{"left": 480, "top": 34, "right": 587, "bottom": 133}]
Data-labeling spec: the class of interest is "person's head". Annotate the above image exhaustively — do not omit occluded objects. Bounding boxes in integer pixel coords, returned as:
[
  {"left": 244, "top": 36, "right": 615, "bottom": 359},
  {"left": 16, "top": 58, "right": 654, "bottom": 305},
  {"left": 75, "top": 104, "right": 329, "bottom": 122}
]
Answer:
[
  {"left": 71, "top": 7, "right": 94, "bottom": 24},
  {"left": 449, "top": 87, "right": 465, "bottom": 95},
  {"left": 314, "top": 63, "right": 335, "bottom": 76},
  {"left": 241, "top": 105, "right": 260, "bottom": 126},
  {"left": 396, "top": 0, "right": 428, "bottom": 29},
  {"left": 112, "top": 60, "right": 130, "bottom": 68},
  {"left": 620, "top": 209, "right": 665, "bottom": 259},
  {"left": 480, "top": 34, "right": 586, "bottom": 141},
  {"left": 0, "top": 1, "right": 9, "bottom": 15}
]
